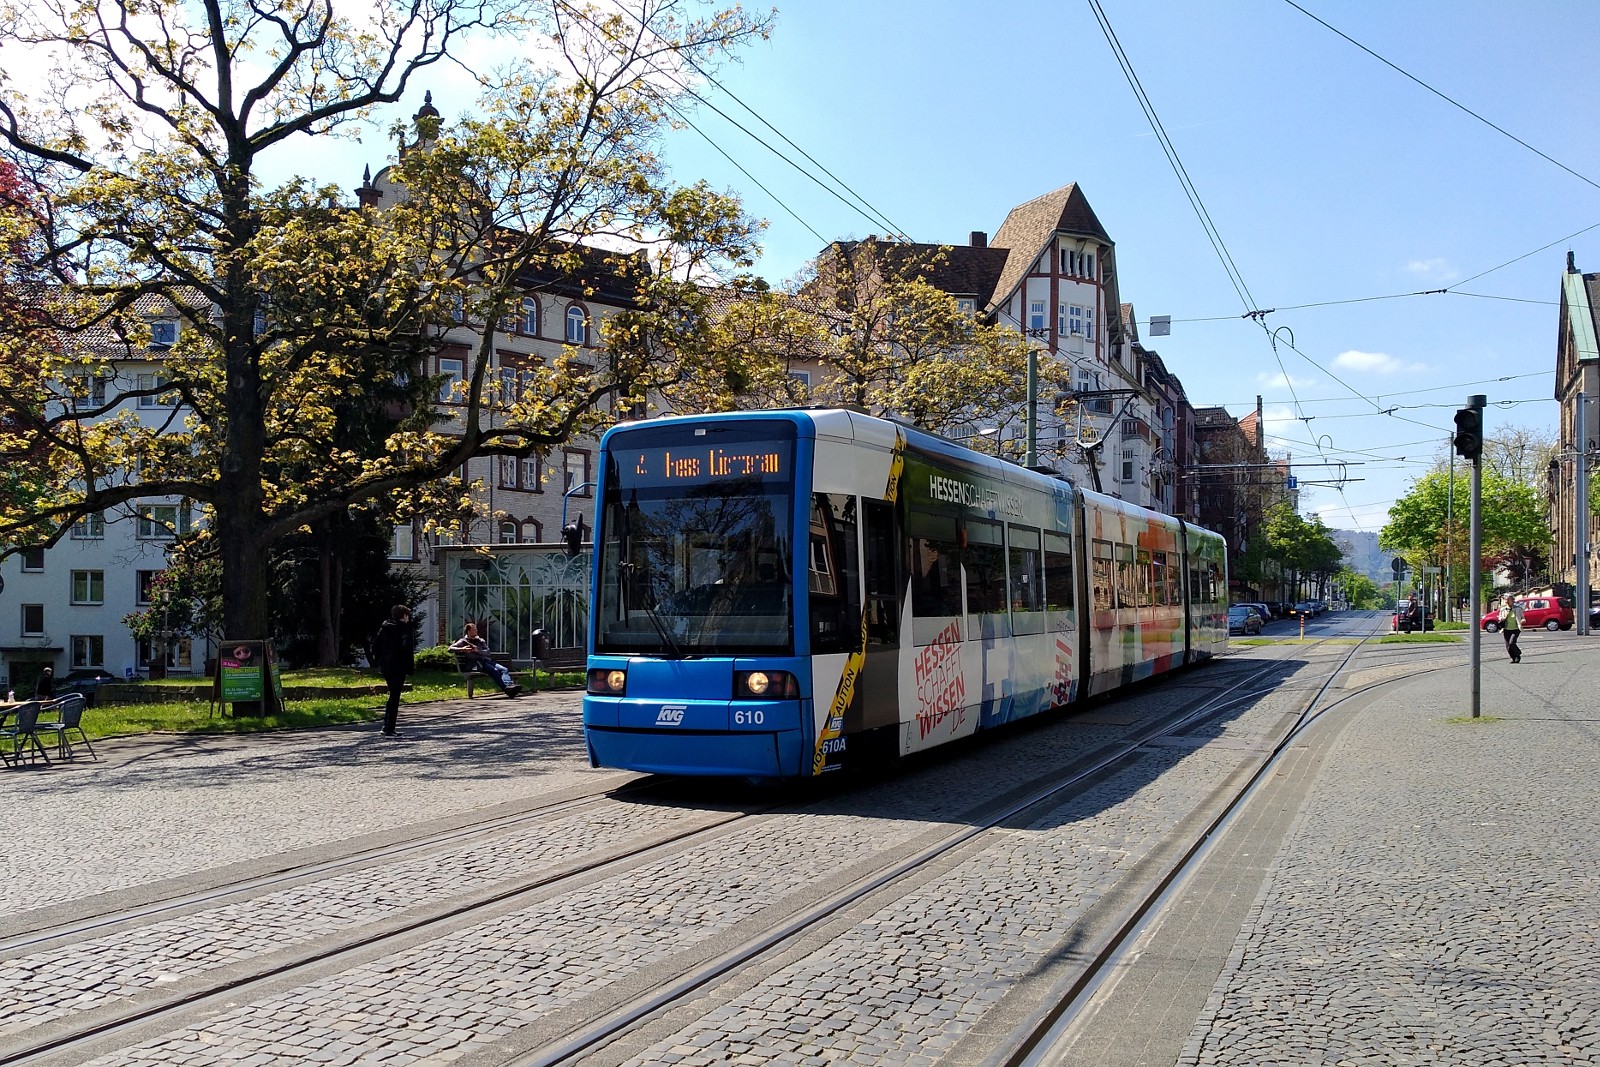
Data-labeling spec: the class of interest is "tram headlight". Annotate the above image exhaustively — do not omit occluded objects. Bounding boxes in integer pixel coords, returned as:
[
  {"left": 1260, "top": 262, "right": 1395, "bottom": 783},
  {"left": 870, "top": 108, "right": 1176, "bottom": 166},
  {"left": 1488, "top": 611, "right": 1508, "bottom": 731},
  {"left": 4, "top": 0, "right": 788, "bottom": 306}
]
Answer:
[
  {"left": 587, "top": 668, "right": 627, "bottom": 695},
  {"left": 734, "top": 670, "right": 799, "bottom": 699}
]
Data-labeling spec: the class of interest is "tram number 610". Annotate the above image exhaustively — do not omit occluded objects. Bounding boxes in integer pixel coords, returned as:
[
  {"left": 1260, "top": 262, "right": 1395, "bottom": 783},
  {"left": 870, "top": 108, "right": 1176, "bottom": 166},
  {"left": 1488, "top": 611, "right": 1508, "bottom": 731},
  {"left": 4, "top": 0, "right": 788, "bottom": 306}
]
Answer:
[{"left": 733, "top": 709, "right": 766, "bottom": 726}]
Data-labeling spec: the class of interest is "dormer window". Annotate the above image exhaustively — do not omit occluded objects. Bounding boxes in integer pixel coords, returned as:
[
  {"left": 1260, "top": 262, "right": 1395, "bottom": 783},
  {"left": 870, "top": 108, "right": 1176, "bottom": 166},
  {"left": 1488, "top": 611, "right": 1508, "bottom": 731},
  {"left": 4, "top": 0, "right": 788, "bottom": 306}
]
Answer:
[
  {"left": 956, "top": 298, "right": 977, "bottom": 316},
  {"left": 150, "top": 320, "right": 178, "bottom": 347}
]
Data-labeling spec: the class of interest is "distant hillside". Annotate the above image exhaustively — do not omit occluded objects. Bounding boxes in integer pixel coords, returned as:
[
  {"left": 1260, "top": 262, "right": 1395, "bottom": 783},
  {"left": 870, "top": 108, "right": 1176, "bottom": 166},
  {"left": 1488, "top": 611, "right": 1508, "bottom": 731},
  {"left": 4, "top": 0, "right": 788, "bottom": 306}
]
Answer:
[{"left": 1331, "top": 529, "right": 1387, "bottom": 583}]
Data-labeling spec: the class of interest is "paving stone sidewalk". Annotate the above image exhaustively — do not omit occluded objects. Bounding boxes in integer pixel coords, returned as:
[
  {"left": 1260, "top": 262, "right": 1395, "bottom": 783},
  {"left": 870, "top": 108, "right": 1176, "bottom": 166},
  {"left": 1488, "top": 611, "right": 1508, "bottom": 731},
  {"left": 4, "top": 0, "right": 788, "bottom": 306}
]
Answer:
[{"left": 1172, "top": 631, "right": 1600, "bottom": 1066}]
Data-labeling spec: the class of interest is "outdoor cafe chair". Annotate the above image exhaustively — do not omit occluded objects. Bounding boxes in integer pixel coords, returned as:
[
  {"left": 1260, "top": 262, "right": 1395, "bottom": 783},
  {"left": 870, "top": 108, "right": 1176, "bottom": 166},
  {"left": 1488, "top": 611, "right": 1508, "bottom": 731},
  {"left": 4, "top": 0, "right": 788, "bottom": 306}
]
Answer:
[
  {"left": 0, "top": 701, "right": 52, "bottom": 768},
  {"left": 36, "top": 694, "right": 95, "bottom": 761}
]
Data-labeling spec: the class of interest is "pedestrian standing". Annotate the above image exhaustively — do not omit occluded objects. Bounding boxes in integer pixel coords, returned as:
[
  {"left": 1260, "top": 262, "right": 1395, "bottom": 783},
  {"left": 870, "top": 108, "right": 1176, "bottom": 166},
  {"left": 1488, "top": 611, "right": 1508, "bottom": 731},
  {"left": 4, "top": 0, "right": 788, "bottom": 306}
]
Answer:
[
  {"left": 33, "top": 666, "right": 54, "bottom": 700},
  {"left": 1499, "top": 595, "right": 1521, "bottom": 664},
  {"left": 371, "top": 604, "right": 416, "bottom": 736}
]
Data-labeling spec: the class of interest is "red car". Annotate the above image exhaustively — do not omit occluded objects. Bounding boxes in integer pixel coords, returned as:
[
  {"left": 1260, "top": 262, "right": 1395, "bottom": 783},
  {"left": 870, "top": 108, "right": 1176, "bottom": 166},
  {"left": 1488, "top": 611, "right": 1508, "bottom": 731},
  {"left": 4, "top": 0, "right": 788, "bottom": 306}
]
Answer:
[{"left": 1481, "top": 596, "right": 1575, "bottom": 632}]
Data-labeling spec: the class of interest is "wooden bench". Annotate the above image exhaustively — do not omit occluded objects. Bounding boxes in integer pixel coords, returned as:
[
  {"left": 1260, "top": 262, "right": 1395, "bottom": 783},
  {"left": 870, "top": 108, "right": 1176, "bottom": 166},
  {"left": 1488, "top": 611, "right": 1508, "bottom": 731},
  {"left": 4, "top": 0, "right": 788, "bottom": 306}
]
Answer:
[{"left": 455, "top": 654, "right": 511, "bottom": 698}]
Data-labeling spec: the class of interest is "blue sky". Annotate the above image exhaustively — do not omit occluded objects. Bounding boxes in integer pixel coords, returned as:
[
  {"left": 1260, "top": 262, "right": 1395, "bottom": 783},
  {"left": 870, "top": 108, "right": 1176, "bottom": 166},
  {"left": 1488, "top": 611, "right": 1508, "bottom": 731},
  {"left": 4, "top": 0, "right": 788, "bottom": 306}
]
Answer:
[
  {"left": 320, "top": 0, "right": 1596, "bottom": 534},
  {"left": 637, "top": 0, "right": 1597, "bottom": 534}
]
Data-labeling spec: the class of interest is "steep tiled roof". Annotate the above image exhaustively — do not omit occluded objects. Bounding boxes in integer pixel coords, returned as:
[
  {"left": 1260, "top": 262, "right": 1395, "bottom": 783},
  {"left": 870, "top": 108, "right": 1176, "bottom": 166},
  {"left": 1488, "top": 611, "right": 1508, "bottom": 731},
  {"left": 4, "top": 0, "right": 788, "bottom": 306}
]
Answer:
[
  {"left": 817, "top": 240, "right": 1009, "bottom": 302},
  {"left": 988, "top": 183, "right": 1111, "bottom": 313}
]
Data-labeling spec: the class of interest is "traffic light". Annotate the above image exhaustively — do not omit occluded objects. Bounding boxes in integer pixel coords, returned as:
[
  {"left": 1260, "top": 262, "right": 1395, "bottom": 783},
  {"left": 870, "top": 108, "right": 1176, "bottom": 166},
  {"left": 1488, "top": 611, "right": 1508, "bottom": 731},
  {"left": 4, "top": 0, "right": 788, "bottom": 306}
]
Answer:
[{"left": 1452, "top": 407, "right": 1483, "bottom": 461}]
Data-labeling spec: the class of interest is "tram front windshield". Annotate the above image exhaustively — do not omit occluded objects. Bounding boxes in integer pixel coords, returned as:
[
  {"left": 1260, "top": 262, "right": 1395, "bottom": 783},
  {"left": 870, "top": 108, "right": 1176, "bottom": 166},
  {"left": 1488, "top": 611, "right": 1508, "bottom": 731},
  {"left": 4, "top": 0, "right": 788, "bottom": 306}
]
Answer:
[{"left": 595, "top": 423, "right": 796, "bottom": 656}]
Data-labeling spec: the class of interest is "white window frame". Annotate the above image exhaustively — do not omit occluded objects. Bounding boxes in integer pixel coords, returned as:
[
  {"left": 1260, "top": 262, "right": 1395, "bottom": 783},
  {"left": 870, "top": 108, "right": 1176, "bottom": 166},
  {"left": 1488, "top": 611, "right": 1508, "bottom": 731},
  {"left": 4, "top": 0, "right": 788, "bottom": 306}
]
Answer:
[
  {"left": 522, "top": 455, "right": 541, "bottom": 492},
  {"left": 499, "top": 366, "right": 519, "bottom": 407},
  {"left": 499, "top": 520, "right": 519, "bottom": 544},
  {"left": 956, "top": 297, "right": 977, "bottom": 316},
  {"left": 1028, "top": 300, "right": 1046, "bottom": 332},
  {"left": 520, "top": 297, "right": 539, "bottom": 335},
  {"left": 71, "top": 634, "right": 105, "bottom": 669},
  {"left": 1085, "top": 306, "right": 1095, "bottom": 341},
  {"left": 1068, "top": 305, "right": 1084, "bottom": 336},
  {"left": 149, "top": 320, "right": 178, "bottom": 346},
  {"left": 70, "top": 570, "right": 105, "bottom": 606},
  {"left": 438, "top": 357, "right": 464, "bottom": 404},
  {"left": 564, "top": 450, "right": 589, "bottom": 495},
  {"left": 71, "top": 512, "right": 106, "bottom": 539},
  {"left": 137, "top": 503, "right": 191, "bottom": 540},
  {"left": 565, "top": 305, "right": 588, "bottom": 345},
  {"left": 136, "top": 373, "right": 178, "bottom": 408},
  {"left": 390, "top": 523, "right": 415, "bottom": 561}
]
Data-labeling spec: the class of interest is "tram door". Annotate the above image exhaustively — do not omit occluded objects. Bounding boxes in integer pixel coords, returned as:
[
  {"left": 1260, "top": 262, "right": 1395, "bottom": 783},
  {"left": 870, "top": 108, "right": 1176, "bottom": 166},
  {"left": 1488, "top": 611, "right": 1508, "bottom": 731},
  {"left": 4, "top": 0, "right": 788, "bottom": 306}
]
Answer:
[{"left": 858, "top": 499, "right": 903, "bottom": 740}]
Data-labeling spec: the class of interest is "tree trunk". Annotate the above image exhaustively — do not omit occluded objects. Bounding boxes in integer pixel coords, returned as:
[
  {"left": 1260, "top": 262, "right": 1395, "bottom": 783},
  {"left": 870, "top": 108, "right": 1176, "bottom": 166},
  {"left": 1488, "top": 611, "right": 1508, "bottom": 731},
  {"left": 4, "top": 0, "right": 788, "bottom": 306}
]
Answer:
[{"left": 316, "top": 524, "right": 344, "bottom": 667}]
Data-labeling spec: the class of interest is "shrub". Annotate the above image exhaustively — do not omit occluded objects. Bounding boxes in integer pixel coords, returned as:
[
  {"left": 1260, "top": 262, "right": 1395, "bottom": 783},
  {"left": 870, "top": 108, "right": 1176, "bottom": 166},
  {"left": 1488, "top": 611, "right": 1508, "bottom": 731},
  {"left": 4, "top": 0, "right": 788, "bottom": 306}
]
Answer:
[{"left": 415, "top": 644, "right": 458, "bottom": 669}]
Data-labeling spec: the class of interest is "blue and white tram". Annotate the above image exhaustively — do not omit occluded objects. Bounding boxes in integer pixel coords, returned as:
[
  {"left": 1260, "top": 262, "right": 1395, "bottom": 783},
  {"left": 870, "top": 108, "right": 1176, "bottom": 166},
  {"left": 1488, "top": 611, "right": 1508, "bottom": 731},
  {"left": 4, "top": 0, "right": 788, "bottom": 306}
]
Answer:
[{"left": 581, "top": 408, "right": 1227, "bottom": 779}]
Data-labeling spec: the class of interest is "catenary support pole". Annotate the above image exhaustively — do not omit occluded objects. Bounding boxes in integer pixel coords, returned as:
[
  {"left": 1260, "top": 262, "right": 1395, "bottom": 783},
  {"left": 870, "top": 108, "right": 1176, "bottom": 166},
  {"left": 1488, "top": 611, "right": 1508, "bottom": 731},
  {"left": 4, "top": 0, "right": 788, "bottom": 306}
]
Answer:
[
  {"left": 1468, "top": 394, "right": 1485, "bottom": 718},
  {"left": 1578, "top": 390, "right": 1590, "bottom": 636}
]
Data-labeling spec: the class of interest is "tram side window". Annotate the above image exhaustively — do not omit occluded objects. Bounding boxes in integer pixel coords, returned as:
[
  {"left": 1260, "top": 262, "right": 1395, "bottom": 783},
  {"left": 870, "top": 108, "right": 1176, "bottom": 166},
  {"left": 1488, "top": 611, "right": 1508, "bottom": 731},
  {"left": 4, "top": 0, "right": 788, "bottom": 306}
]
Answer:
[
  {"left": 862, "top": 499, "right": 900, "bottom": 647},
  {"left": 964, "top": 517, "right": 1007, "bottom": 619},
  {"left": 1152, "top": 551, "right": 1171, "bottom": 606},
  {"left": 909, "top": 511, "right": 961, "bottom": 619},
  {"left": 1092, "top": 539, "right": 1114, "bottom": 612},
  {"left": 810, "top": 494, "right": 861, "bottom": 655},
  {"left": 1009, "top": 524, "right": 1044, "bottom": 635},
  {"left": 1042, "top": 530, "right": 1076, "bottom": 629},
  {"left": 1136, "top": 548, "right": 1153, "bottom": 607},
  {"left": 1115, "top": 543, "right": 1136, "bottom": 608}
]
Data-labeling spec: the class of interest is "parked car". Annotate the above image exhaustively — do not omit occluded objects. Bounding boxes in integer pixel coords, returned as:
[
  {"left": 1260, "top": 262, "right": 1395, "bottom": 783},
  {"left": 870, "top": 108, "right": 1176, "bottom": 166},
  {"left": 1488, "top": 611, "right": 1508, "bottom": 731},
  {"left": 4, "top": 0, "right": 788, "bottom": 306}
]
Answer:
[
  {"left": 54, "top": 668, "right": 118, "bottom": 706},
  {"left": 1482, "top": 596, "right": 1574, "bottom": 632},
  {"left": 1228, "top": 605, "right": 1264, "bottom": 635},
  {"left": 1288, "top": 601, "right": 1318, "bottom": 618},
  {"left": 1240, "top": 601, "right": 1275, "bottom": 623},
  {"left": 1392, "top": 599, "right": 1433, "bottom": 632}
]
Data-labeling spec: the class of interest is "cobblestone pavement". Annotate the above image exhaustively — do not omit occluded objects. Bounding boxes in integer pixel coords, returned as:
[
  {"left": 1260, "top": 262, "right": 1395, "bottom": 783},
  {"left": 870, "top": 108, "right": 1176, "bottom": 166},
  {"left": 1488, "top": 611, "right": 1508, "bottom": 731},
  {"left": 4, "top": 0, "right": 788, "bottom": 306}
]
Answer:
[
  {"left": 41, "top": 653, "right": 1319, "bottom": 1067},
  {"left": 0, "top": 694, "right": 607, "bottom": 918},
  {"left": 1171, "top": 633, "right": 1600, "bottom": 1067},
  {"left": 0, "top": 657, "right": 1261, "bottom": 1067}
]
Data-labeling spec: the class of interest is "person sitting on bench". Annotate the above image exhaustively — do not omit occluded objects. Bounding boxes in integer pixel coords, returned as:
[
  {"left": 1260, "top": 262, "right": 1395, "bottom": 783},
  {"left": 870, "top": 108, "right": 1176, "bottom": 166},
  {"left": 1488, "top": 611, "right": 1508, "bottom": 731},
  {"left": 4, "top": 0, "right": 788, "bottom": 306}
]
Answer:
[{"left": 448, "top": 622, "right": 521, "bottom": 698}]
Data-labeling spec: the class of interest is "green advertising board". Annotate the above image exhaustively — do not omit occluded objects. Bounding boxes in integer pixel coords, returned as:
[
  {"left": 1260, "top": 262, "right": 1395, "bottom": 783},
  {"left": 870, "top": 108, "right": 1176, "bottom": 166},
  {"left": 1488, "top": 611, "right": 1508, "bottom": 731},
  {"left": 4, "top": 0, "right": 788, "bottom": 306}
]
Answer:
[{"left": 220, "top": 642, "right": 264, "bottom": 701}]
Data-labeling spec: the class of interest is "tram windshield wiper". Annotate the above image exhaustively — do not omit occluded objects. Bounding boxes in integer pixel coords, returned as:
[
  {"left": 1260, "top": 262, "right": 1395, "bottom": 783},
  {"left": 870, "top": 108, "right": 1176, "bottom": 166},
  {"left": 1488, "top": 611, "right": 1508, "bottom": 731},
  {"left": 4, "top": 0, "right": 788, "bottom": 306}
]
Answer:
[{"left": 621, "top": 561, "right": 685, "bottom": 658}]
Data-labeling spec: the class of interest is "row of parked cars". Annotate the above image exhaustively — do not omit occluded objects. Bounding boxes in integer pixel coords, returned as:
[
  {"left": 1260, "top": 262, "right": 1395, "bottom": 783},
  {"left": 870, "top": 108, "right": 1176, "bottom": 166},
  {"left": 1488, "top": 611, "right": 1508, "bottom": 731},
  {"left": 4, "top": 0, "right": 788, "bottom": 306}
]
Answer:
[
  {"left": 1228, "top": 599, "right": 1328, "bottom": 635},
  {"left": 1390, "top": 594, "right": 1599, "bottom": 633}
]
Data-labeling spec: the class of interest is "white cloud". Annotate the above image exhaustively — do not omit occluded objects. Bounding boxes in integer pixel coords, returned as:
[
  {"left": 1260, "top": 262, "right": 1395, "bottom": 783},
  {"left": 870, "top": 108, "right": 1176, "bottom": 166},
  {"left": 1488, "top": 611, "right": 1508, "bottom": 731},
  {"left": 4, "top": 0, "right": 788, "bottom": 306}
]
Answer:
[
  {"left": 1332, "top": 350, "right": 1426, "bottom": 375},
  {"left": 1405, "top": 257, "right": 1457, "bottom": 283},
  {"left": 1256, "top": 371, "right": 1316, "bottom": 391}
]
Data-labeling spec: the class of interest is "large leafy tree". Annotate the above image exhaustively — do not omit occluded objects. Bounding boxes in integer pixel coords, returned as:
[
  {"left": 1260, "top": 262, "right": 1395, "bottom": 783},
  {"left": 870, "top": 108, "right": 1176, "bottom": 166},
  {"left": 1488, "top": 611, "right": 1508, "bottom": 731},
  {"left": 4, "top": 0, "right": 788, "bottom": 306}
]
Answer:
[
  {"left": 792, "top": 239, "right": 1065, "bottom": 437},
  {"left": 0, "top": 1, "right": 771, "bottom": 660},
  {"left": 1380, "top": 467, "right": 1548, "bottom": 596},
  {"left": 1261, "top": 502, "right": 1342, "bottom": 600}
]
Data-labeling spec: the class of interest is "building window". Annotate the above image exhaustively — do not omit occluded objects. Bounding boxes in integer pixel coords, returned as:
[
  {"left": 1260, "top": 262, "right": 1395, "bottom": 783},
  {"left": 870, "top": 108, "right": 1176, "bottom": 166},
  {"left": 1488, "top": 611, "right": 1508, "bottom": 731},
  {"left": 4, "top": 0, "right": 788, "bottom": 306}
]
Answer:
[
  {"left": 1119, "top": 450, "right": 1136, "bottom": 483},
  {"left": 450, "top": 294, "right": 465, "bottom": 323},
  {"left": 499, "top": 521, "right": 519, "bottom": 544},
  {"left": 789, "top": 370, "right": 811, "bottom": 388},
  {"left": 71, "top": 512, "right": 106, "bottom": 539},
  {"left": 21, "top": 604, "right": 44, "bottom": 637},
  {"left": 149, "top": 320, "right": 178, "bottom": 346},
  {"left": 138, "top": 637, "right": 192, "bottom": 670},
  {"left": 565, "top": 305, "right": 588, "bottom": 345},
  {"left": 438, "top": 357, "right": 464, "bottom": 403},
  {"left": 499, "top": 456, "right": 519, "bottom": 488},
  {"left": 499, "top": 366, "right": 519, "bottom": 407},
  {"left": 71, "top": 570, "right": 105, "bottom": 605},
  {"left": 1085, "top": 306, "right": 1095, "bottom": 341},
  {"left": 20, "top": 546, "right": 44, "bottom": 571},
  {"left": 71, "top": 635, "right": 105, "bottom": 669},
  {"left": 522, "top": 455, "right": 542, "bottom": 492},
  {"left": 71, "top": 373, "right": 109, "bottom": 406},
  {"left": 956, "top": 298, "right": 977, "bottom": 316},
  {"left": 564, "top": 450, "right": 590, "bottom": 495},
  {"left": 1085, "top": 253, "right": 1095, "bottom": 280},
  {"left": 137, "top": 503, "right": 191, "bottom": 540},
  {"left": 1028, "top": 300, "right": 1046, "bottom": 332},
  {"left": 520, "top": 297, "right": 539, "bottom": 335},
  {"left": 136, "top": 373, "right": 177, "bottom": 408},
  {"left": 136, "top": 570, "right": 161, "bottom": 605},
  {"left": 1068, "top": 305, "right": 1084, "bottom": 335},
  {"left": 390, "top": 523, "right": 415, "bottom": 561}
]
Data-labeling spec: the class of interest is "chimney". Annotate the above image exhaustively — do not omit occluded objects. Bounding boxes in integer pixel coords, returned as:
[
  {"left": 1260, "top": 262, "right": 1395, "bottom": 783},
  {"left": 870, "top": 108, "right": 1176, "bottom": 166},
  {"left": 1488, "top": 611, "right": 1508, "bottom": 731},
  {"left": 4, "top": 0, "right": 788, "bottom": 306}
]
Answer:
[
  {"left": 970, "top": 231, "right": 988, "bottom": 248},
  {"left": 1569, "top": 250, "right": 1579, "bottom": 274}
]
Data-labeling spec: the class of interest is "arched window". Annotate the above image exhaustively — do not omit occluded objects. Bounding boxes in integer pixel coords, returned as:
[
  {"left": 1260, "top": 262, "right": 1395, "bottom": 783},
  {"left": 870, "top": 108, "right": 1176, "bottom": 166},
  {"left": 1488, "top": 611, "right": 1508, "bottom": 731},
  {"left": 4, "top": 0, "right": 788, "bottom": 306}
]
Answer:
[
  {"left": 565, "top": 304, "right": 588, "bottom": 345},
  {"left": 499, "top": 521, "right": 519, "bottom": 544},
  {"left": 525, "top": 518, "right": 544, "bottom": 543},
  {"left": 520, "top": 297, "right": 538, "bottom": 335}
]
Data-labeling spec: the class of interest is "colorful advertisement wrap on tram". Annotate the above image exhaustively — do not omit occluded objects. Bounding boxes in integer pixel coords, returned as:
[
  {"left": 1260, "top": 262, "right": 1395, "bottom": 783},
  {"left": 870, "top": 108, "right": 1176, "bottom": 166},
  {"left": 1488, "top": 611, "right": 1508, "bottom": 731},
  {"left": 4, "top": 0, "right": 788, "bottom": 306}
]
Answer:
[{"left": 582, "top": 409, "right": 1227, "bottom": 780}]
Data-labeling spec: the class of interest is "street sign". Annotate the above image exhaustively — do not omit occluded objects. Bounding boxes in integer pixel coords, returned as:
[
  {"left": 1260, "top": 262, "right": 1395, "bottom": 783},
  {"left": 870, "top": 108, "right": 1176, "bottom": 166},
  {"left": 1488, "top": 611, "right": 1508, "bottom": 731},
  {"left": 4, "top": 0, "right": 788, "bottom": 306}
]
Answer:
[{"left": 1391, "top": 558, "right": 1404, "bottom": 577}]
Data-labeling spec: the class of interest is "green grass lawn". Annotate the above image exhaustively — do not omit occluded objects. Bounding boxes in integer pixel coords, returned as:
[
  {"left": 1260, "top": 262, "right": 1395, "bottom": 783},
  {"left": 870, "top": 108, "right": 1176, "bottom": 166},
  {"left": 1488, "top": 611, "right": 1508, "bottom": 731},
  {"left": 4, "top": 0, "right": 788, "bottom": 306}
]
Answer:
[
  {"left": 1376, "top": 632, "right": 1462, "bottom": 644},
  {"left": 80, "top": 666, "right": 583, "bottom": 741}
]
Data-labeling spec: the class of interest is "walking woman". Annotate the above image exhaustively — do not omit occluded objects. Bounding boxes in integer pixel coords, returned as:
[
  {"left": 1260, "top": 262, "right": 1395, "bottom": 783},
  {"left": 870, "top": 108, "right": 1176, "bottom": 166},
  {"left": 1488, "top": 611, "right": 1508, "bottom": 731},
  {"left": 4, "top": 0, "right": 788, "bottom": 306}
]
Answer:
[{"left": 1499, "top": 595, "right": 1521, "bottom": 664}]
